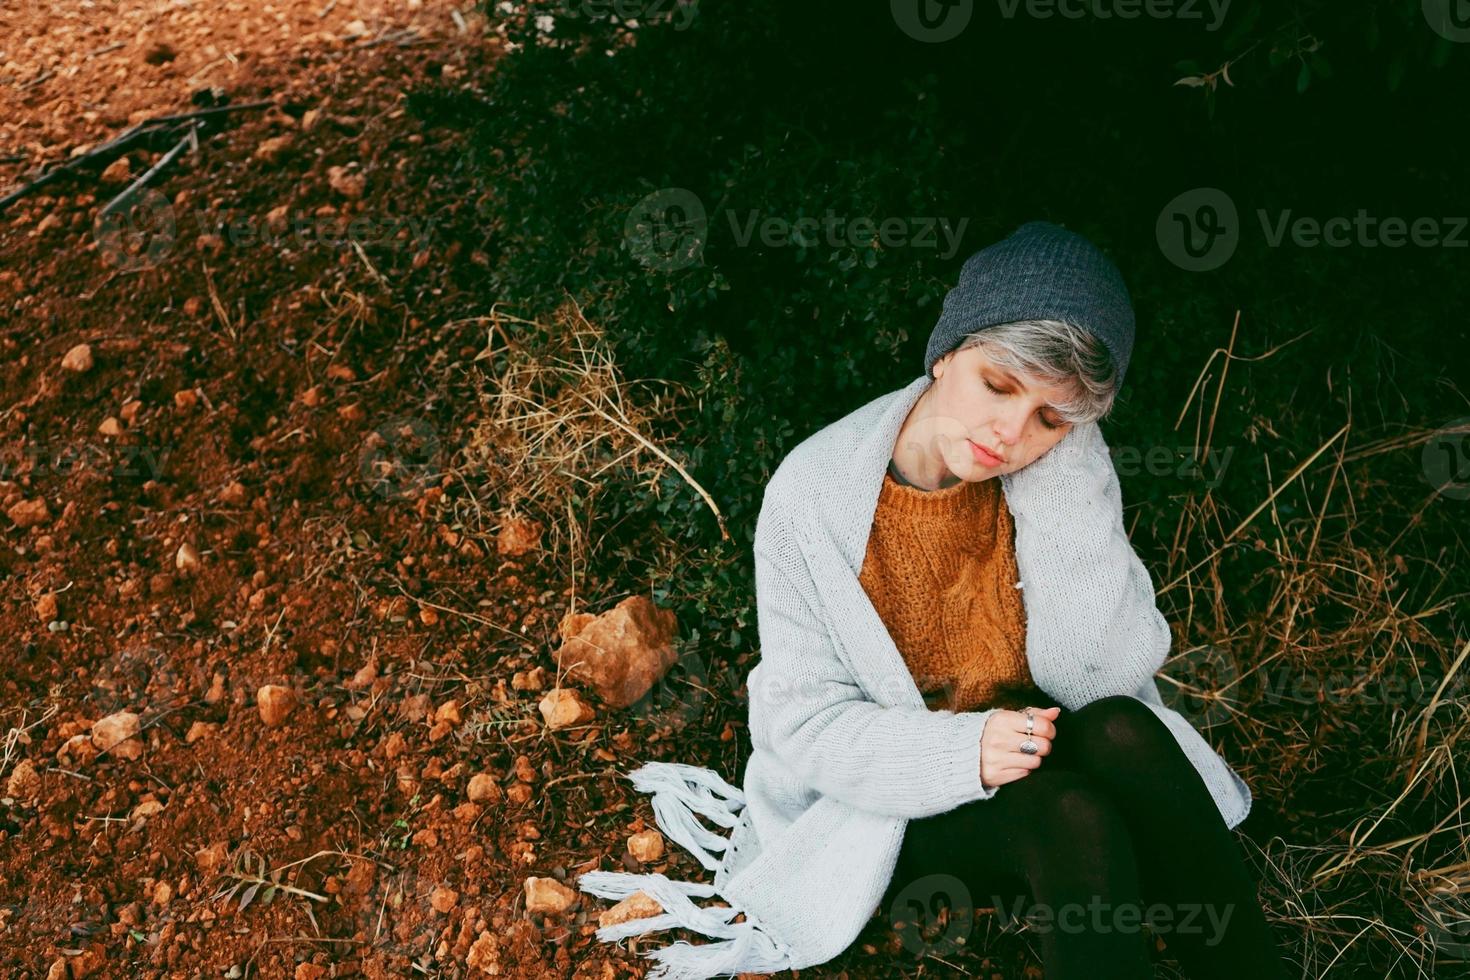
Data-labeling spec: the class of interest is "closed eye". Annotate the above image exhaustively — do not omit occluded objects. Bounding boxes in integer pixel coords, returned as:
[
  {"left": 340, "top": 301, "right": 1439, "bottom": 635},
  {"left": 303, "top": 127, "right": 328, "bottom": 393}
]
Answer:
[{"left": 984, "top": 378, "right": 1062, "bottom": 430}]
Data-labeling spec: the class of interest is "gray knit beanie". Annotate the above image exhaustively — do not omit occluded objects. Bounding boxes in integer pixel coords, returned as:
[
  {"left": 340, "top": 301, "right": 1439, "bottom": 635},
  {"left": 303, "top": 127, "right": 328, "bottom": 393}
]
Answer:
[{"left": 923, "top": 220, "right": 1136, "bottom": 391}]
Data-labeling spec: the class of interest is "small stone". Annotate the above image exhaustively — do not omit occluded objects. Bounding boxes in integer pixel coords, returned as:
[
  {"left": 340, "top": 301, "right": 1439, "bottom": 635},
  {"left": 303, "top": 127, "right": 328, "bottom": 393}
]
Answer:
[
  {"left": 597, "top": 889, "right": 664, "bottom": 929},
  {"left": 91, "top": 711, "right": 143, "bottom": 760},
  {"left": 345, "top": 659, "right": 377, "bottom": 690},
  {"left": 173, "top": 388, "right": 198, "bottom": 411},
  {"left": 7, "top": 498, "right": 51, "bottom": 529},
  {"left": 266, "top": 205, "right": 291, "bottom": 235},
  {"left": 131, "top": 799, "right": 164, "bottom": 821},
  {"left": 175, "top": 541, "right": 200, "bottom": 572},
  {"left": 255, "top": 133, "right": 294, "bottom": 164},
  {"left": 430, "top": 886, "right": 458, "bottom": 913},
  {"left": 185, "top": 721, "right": 217, "bottom": 745},
  {"left": 511, "top": 666, "right": 547, "bottom": 691},
  {"left": 98, "top": 416, "right": 124, "bottom": 437},
  {"left": 327, "top": 165, "right": 366, "bottom": 200},
  {"left": 5, "top": 758, "right": 41, "bottom": 801},
  {"left": 195, "top": 841, "right": 229, "bottom": 875},
  {"left": 58, "top": 732, "right": 98, "bottom": 766},
  {"left": 627, "top": 830, "right": 664, "bottom": 863},
  {"left": 433, "top": 700, "right": 462, "bottom": 727},
  {"left": 61, "top": 343, "right": 94, "bottom": 372},
  {"left": 34, "top": 592, "right": 58, "bottom": 622},
  {"left": 537, "top": 688, "right": 595, "bottom": 731},
  {"left": 100, "top": 157, "right": 132, "bottom": 185},
  {"left": 496, "top": 514, "right": 543, "bottom": 557},
  {"left": 466, "top": 931, "right": 502, "bottom": 975},
  {"left": 523, "top": 876, "right": 578, "bottom": 915},
  {"left": 382, "top": 731, "right": 408, "bottom": 760},
  {"left": 218, "top": 481, "right": 249, "bottom": 506},
  {"left": 257, "top": 685, "right": 296, "bottom": 727},
  {"left": 467, "top": 773, "right": 502, "bottom": 803}
]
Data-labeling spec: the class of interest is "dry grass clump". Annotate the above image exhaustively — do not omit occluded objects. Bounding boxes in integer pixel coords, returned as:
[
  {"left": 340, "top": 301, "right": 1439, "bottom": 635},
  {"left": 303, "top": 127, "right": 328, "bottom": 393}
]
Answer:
[
  {"left": 445, "top": 299, "right": 725, "bottom": 592},
  {"left": 1145, "top": 315, "right": 1470, "bottom": 976}
]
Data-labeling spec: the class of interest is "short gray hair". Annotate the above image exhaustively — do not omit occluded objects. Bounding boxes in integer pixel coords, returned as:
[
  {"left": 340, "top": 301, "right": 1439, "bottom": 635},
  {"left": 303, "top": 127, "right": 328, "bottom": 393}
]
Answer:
[{"left": 954, "top": 318, "right": 1119, "bottom": 424}]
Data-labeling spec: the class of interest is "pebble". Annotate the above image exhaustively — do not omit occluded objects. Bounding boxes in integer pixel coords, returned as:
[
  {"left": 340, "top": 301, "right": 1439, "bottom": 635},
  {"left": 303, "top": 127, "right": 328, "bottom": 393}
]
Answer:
[
  {"left": 61, "top": 342, "right": 93, "bottom": 372},
  {"left": 257, "top": 685, "right": 297, "bottom": 727}
]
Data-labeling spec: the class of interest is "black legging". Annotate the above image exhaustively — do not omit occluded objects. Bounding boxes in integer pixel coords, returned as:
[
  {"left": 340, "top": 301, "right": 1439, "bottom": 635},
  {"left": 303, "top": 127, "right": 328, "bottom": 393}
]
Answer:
[{"left": 881, "top": 694, "right": 1293, "bottom": 979}]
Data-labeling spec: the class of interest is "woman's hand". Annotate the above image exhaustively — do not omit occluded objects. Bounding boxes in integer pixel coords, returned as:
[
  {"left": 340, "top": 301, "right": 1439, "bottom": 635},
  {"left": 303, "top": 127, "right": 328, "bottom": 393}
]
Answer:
[{"left": 980, "top": 706, "right": 1061, "bottom": 790}]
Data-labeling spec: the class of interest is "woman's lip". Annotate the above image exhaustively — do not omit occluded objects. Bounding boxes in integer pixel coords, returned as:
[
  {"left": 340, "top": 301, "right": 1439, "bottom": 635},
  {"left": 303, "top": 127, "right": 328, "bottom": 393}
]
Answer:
[{"left": 968, "top": 440, "right": 1004, "bottom": 465}]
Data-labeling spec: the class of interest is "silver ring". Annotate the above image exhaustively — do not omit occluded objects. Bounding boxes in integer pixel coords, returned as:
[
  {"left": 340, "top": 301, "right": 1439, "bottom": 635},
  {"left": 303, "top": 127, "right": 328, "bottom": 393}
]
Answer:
[
  {"left": 1024, "top": 708, "right": 1035, "bottom": 735},
  {"left": 1020, "top": 739, "right": 1039, "bottom": 755}
]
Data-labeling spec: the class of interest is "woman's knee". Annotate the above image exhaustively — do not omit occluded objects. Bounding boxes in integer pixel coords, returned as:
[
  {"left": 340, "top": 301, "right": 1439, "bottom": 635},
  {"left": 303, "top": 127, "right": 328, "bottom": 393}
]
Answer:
[
  {"left": 1065, "top": 694, "right": 1177, "bottom": 761},
  {"left": 1007, "top": 767, "right": 1131, "bottom": 845}
]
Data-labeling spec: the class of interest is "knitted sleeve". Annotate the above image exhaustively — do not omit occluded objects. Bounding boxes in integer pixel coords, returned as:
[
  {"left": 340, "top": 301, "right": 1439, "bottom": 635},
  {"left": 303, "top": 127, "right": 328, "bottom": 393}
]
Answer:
[
  {"left": 1001, "top": 420, "right": 1172, "bottom": 710},
  {"left": 749, "top": 516, "right": 1001, "bottom": 819}
]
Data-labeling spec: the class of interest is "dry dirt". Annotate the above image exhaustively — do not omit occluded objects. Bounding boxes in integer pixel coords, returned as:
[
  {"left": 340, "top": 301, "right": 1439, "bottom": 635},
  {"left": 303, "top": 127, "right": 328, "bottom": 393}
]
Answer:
[{"left": 0, "top": 2, "right": 735, "bottom": 978}]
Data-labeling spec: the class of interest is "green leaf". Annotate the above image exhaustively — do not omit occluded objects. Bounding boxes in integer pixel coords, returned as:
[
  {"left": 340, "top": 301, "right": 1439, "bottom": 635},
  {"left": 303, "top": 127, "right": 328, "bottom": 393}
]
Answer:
[
  {"left": 262, "top": 885, "right": 278, "bottom": 907},
  {"left": 1296, "top": 63, "right": 1312, "bottom": 93}
]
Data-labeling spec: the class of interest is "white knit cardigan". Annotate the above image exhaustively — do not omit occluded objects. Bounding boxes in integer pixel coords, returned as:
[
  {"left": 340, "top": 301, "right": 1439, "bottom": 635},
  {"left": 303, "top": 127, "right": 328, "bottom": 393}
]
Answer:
[{"left": 578, "top": 373, "right": 1253, "bottom": 979}]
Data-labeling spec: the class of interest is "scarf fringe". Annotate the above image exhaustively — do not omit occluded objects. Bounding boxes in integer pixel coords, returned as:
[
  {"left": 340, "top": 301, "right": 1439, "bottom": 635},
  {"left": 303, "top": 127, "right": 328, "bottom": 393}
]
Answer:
[
  {"left": 577, "top": 762, "right": 792, "bottom": 979},
  {"left": 625, "top": 760, "right": 746, "bottom": 873}
]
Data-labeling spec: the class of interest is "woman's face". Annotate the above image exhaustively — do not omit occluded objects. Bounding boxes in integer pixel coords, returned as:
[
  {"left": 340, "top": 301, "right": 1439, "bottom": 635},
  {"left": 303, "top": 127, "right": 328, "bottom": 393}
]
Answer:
[{"left": 911, "top": 345, "right": 1076, "bottom": 482}]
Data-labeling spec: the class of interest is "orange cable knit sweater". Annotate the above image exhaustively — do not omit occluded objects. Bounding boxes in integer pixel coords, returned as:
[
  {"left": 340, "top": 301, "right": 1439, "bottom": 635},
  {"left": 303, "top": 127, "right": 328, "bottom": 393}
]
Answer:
[{"left": 857, "top": 461, "right": 1035, "bottom": 714}]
